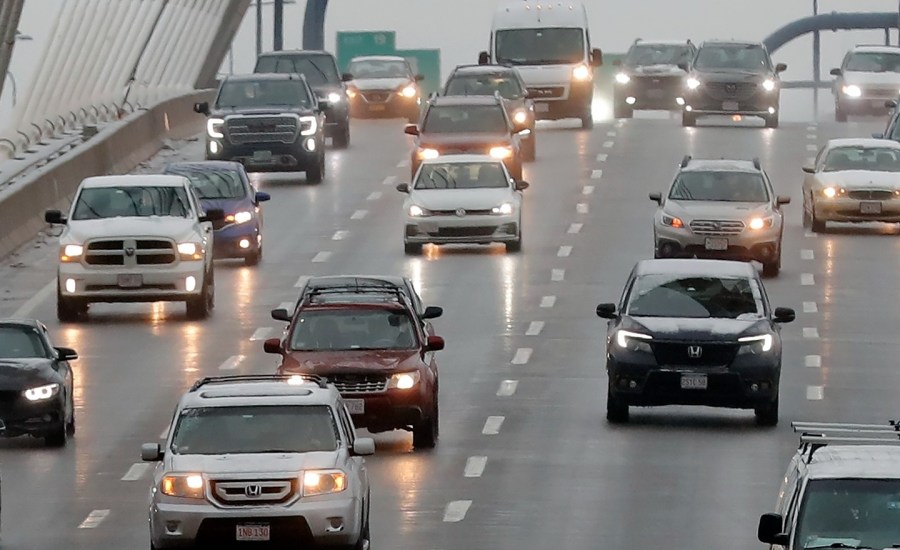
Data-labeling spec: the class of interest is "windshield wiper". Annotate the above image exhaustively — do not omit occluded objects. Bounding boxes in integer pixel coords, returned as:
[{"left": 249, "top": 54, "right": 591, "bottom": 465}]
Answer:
[{"left": 805, "top": 544, "right": 872, "bottom": 549}]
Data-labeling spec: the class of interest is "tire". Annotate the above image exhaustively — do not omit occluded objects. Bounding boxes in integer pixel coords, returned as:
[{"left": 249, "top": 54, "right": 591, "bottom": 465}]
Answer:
[
  {"left": 306, "top": 153, "right": 325, "bottom": 184},
  {"left": 65, "top": 392, "right": 76, "bottom": 436},
  {"left": 57, "top": 294, "right": 84, "bottom": 323},
  {"left": 413, "top": 399, "right": 438, "bottom": 449},
  {"left": 45, "top": 421, "right": 67, "bottom": 447},
  {"left": 810, "top": 201, "right": 826, "bottom": 233},
  {"left": 762, "top": 255, "right": 781, "bottom": 277},
  {"left": 580, "top": 112, "right": 594, "bottom": 130},
  {"left": 186, "top": 269, "right": 213, "bottom": 320},
  {"left": 404, "top": 242, "right": 423, "bottom": 256},
  {"left": 755, "top": 396, "right": 779, "bottom": 427},
  {"left": 682, "top": 111, "right": 696, "bottom": 127},
  {"left": 506, "top": 234, "right": 522, "bottom": 253},
  {"left": 244, "top": 248, "right": 261, "bottom": 267},
  {"left": 333, "top": 122, "right": 350, "bottom": 149},
  {"left": 606, "top": 388, "right": 629, "bottom": 424},
  {"left": 521, "top": 134, "right": 536, "bottom": 162},
  {"left": 765, "top": 113, "right": 779, "bottom": 129},
  {"left": 614, "top": 103, "right": 634, "bottom": 119},
  {"left": 835, "top": 102, "right": 848, "bottom": 122}
]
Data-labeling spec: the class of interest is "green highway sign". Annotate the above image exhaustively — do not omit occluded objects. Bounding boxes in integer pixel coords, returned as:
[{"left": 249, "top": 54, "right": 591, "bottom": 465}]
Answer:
[
  {"left": 395, "top": 49, "right": 441, "bottom": 95},
  {"left": 336, "top": 31, "right": 396, "bottom": 72}
]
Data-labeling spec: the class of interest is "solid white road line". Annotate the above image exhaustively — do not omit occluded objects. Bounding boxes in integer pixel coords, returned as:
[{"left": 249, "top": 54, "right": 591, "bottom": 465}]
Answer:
[
  {"left": 464, "top": 456, "right": 488, "bottom": 478},
  {"left": 803, "top": 301, "right": 818, "bottom": 313},
  {"left": 443, "top": 500, "right": 472, "bottom": 522},
  {"left": 482, "top": 416, "right": 504, "bottom": 435},
  {"left": 807, "top": 386, "right": 824, "bottom": 400},
  {"left": 596, "top": 153, "right": 608, "bottom": 162},
  {"left": 801, "top": 249, "right": 814, "bottom": 260},
  {"left": 250, "top": 327, "right": 273, "bottom": 341},
  {"left": 11, "top": 278, "right": 56, "bottom": 318},
  {"left": 511, "top": 348, "right": 532, "bottom": 364},
  {"left": 567, "top": 223, "right": 583, "bottom": 234},
  {"left": 590, "top": 169, "right": 603, "bottom": 179},
  {"left": 557, "top": 245, "right": 572, "bottom": 257},
  {"left": 582, "top": 185, "right": 595, "bottom": 195},
  {"left": 525, "top": 321, "right": 545, "bottom": 336},
  {"left": 382, "top": 175, "right": 397, "bottom": 186},
  {"left": 803, "top": 327, "right": 820, "bottom": 339},
  {"left": 218, "top": 355, "right": 245, "bottom": 371},
  {"left": 576, "top": 203, "right": 589, "bottom": 214},
  {"left": 351, "top": 210, "right": 368, "bottom": 220},
  {"left": 312, "top": 251, "right": 332, "bottom": 263},
  {"left": 367, "top": 191, "right": 382, "bottom": 201},
  {"left": 332, "top": 230, "right": 349, "bottom": 241},
  {"left": 551, "top": 268, "right": 565, "bottom": 281},
  {"left": 397, "top": 159, "right": 410, "bottom": 168},
  {"left": 497, "top": 380, "right": 518, "bottom": 397},
  {"left": 121, "top": 463, "right": 151, "bottom": 482},
  {"left": 79, "top": 510, "right": 110, "bottom": 529},
  {"left": 801, "top": 273, "right": 815, "bottom": 286},
  {"left": 540, "top": 295, "right": 556, "bottom": 308},
  {"left": 805, "top": 355, "right": 822, "bottom": 368}
]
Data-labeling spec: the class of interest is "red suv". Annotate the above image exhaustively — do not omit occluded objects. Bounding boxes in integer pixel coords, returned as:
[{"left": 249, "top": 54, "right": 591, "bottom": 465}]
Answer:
[{"left": 265, "top": 280, "right": 445, "bottom": 449}]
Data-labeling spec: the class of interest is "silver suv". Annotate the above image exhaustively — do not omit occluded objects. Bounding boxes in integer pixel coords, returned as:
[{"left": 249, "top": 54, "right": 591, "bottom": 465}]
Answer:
[
  {"left": 141, "top": 374, "right": 374, "bottom": 549},
  {"left": 649, "top": 156, "right": 790, "bottom": 277}
]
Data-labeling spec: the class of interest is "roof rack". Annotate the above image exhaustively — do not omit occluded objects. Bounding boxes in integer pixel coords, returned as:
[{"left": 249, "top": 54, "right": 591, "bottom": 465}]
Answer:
[
  {"left": 303, "top": 285, "right": 409, "bottom": 307},
  {"left": 791, "top": 421, "right": 900, "bottom": 462},
  {"left": 190, "top": 374, "right": 329, "bottom": 392},
  {"left": 680, "top": 155, "right": 692, "bottom": 168},
  {"left": 752, "top": 157, "right": 761, "bottom": 170}
]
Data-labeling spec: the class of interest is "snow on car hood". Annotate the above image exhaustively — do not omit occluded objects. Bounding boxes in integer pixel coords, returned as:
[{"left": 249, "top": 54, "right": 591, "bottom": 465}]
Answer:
[
  {"left": 168, "top": 451, "right": 338, "bottom": 474},
  {"left": 842, "top": 71, "right": 900, "bottom": 87},
  {"left": 409, "top": 188, "right": 515, "bottom": 211},
  {"left": 819, "top": 169, "right": 900, "bottom": 190},
  {"left": 664, "top": 200, "right": 771, "bottom": 220},
  {"left": 622, "top": 316, "right": 768, "bottom": 341},
  {"left": 64, "top": 216, "right": 200, "bottom": 243},
  {"left": 631, "top": 64, "right": 686, "bottom": 76}
]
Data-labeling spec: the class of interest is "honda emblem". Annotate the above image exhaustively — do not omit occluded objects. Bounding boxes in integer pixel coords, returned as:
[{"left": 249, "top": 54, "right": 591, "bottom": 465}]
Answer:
[
  {"left": 245, "top": 484, "right": 262, "bottom": 498},
  {"left": 687, "top": 345, "right": 703, "bottom": 358}
]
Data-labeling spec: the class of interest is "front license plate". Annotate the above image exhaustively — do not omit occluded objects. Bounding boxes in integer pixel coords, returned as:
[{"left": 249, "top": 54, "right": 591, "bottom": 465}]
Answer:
[
  {"left": 704, "top": 237, "right": 728, "bottom": 251},
  {"left": 860, "top": 201, "right": 882, "bottom": 214},
  {"left": 534, "top": 102, "right": 550, "bottom": 113},
  {"left": 252, "top": 150, "right": 273, "bottom": 161},
  {"left": 236, "top": 524, "right": 270, "bottom": 542},
  {"left": 369, "top": 104, "right": 386, "bottom": 111},
  {"left": 722, "top": 101, "right": 739, "bottom": 111},
  {"left": 680, "top": 374, "right": 708, "bottom": 390},
  {"left": 117, "top": 274, "right": 142, "bottom": 288},
  {"left": 345, "top": 399, "right": 365, "bottom": 414}
]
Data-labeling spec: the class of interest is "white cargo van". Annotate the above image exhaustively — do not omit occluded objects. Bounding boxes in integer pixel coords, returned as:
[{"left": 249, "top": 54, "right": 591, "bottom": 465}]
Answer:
[{"left": 479, "top": 0, "right": 602, "bottom": 129}]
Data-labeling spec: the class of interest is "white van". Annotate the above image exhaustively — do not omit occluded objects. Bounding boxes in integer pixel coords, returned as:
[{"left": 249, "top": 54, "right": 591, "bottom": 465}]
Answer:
[{"left": 479, "top": 0, "right": 602, "bottom": 129}]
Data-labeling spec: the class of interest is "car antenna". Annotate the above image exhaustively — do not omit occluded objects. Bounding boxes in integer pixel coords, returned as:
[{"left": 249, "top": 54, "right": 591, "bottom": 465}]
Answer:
[
  {"left": 752, "top": 157, "right": 761, "bottom": 170},
  {"left": 680, "top": 155, "right": 691, "bottom": 168}
]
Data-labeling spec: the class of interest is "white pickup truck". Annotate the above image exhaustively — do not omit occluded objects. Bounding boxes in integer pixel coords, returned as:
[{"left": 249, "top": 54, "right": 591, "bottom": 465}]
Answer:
[{"left": 44, "top": 175, "right": 223, "bottom": 321}]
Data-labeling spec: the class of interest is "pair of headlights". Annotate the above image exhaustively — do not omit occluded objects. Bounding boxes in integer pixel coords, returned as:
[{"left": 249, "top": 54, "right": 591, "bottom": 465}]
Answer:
[
  {"left": 207, "top": 116, "right": 319, "bottom": 139},
  {"left": 417, "top": 146, "right": 513, "bottom": 161},
  {"left": 60, "top": 242, "right": 205, "bottom": 262},
  {"left": 616, "top": 330, "right": 773, "bottom": 354},
  {"left": 660, "top": 215, "right": 774, "bottom": 230},
  {"left": 683, "top": 78, "right": 776, "bottom": 92},
  {"left": 160, "top": 470, "right": 347, "bottom": 499}
]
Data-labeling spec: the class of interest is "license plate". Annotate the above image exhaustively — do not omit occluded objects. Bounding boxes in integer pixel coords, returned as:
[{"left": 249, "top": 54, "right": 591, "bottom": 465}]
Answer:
[
  {"left": 680, "top": 374, "right": 708, "bottom": 390},
  {"left": 534, "top": 103, "right": 550, "bottom": 113},
  {"left": 369, "top": 104, "right": 386, "bottom": 111},
  {"left": 345, "top": 399, "right": 365, "bottom": 414},
  {"left": 704, "top": 237, "right": 728, "bottom": 251},
  {"left": 117, "top": 274, "right": 142, "bottom": 288},
  {"left": 236, "top": 524, "right": 270, "bottom": 542},
  {"left": 860, "top": 201, "right": 882, "bottom": 214},
  {"left": 252, "top": 150, "right": 272, "bottom": 161},
  {"left": 722, "top": 101, "right": 739, "bottom": 111}
]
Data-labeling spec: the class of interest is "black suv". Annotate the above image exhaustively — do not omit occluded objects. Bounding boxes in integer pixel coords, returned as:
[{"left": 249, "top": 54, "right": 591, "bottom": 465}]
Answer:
[
  {"left": 612, "top": 39, "right": 696, "bottom": 118},
  {"left": 194, "top": 74, "right": 327, "bottom": 183},
  {"left": 255, "top": 50, "right": 352, "bottom": 148},
  {"left": 681, "top": 41, "right": 787, "bottom": 128},
  {"left": 596, "top": 259, "right": 794, "bottom": 426},
  {"left": 442, "top": 64, "right": 536, "bottom": 160}
]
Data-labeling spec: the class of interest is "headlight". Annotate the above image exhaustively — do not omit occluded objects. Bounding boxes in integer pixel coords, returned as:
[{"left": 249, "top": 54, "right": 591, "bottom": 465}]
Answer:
[
  {"left": 762, "top": 79, "right": 776, "bottom": 92},
  {"left": 161, "top": 473, "right": 205, "bottom": 499},
  {"left": 207, "top": 117, "right": 224, "bottom": 139},
  {"left": 302, "top": 470, "right": 347, "bottom": 496},
  {"left": 60, "top": 244, "right": 83, "bottom": 262},
  {"left": 24, "top": 383, "right": 60, "bottom": 401},
  {"left": 489, "top": 146, "right": 513, "bottom": 159},
  {"left": 738, "top": 334, "right": 773, "bottom": 354},
  {"left": 388, "top": 371, "right": 420, "bottom": 390},
  {"left": 661, "top": 214, "right": 684, "bottom": 228},
  {"left": 615, "top": 72, "right": 631, "bottom": 84},
  {"left": 299, "top": 115, "right": 318, "bottom": 136},
  {"left": 748, "top": 216, "right": 774, "bottom": 230},
  {"left": 346, "top": 87, "right": 358, "bottom": 99},
  {"left": 400, "top": 84, "right": 417, "bottom": 98},
  {"left": 572, "top": 64, "right": 592, "bottom": 81},
  {"left": 327, "top": 92, "right": 342, "bottom": 104},
  {"left": 822, "top": 186, "right": 840, "bottom": 198},
  {"left": 686, "top": 77, "right": 701, "bottom": 90},
  {"left": 615, "top": 330, "right": 652, "bottom": 352},
  {"left": 513, "top": 110, "right": 528, "bottom": 124},
  {"left": 177, "top": 242, "right": 203, "bottom": 261},
  {"left": 842, "top": 85, "right": 862, "bottom": 98},
  {"left": 408, "top": 205, "right": 431, "bottom": 217},
  {"left": 226, "top": 211, "right": 253, "bottom": 225},
  {"left": 417, "top": 148, "right": 440, "bottom": 160},
  {"left": 491, "top": 202, "right": 514, "bottom": 215}
]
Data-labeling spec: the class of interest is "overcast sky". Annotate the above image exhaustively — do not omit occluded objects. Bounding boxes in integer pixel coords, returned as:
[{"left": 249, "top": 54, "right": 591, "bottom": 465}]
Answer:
[{"left": 3, "top": 0, "right": 900, "bottom": 121}]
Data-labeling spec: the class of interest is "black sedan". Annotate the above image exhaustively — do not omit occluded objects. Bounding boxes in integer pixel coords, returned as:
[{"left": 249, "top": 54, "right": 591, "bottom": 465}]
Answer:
[
  {"left": 0, "top": 320, "right": 76, "bottom": 446},
  {"left": 596, "top": 259, "right": 794, "bottom": 426}
]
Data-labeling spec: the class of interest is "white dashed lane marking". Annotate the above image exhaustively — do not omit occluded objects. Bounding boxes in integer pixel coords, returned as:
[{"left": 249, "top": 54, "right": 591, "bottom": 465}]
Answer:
[
  {"left": 351, "top": 210, "right": 368, "bottom": 220},
  {"left": 332, "top": 230, "right": 349, "bottom": 241},
  {"left": 482, "top": 416, "right": 505, "bottom": 435},
  {"left": 79, "top": 510, "right": 110, "bottom": 529},
  {"left": 807, "top": 386, "right": 824, "bottom": 400},
  {"left": 607, "top": 130, "right": 617, "bottom": 137},
  {"left": 590, "top": 169, "right": 603, "bottom": 179},
  {"left": 312, "top": 251, "right": 331, "bottom": 263},
  {"left": 557, "top": 245, "right": 572, "bottom": 257},
  {"left": 540, "top": 295, "right": 556, "bottom": 308},
  {"left": 567, "top": 223, "right": 582, "bottom": 234},
  {"left": 250, "top": 328, "right": 273, "bottom": 341},
  {"left": 801, "top": 273, "right": 815, "bottom": 286},
  {"left": 803, "top": 301, "right": 818, "bottom": 313},
  {"left": 382, "top": 175, "right": 397, "bottom": 186},
  {"left": 551, "top": 268, "right": 565, "bottom": 281},
  {"left": 576, "top": 203, "right": 589, "bottom": 214},
  {"left": 602, "top": 141, "right": 614, "bottom": 148},
  {"left": 803, "top": 327, "right": 820, "bottom": 339},
  {"left": 582, "top": 185, "right": 595, "bottom": 195},
  {"left": 497, "top": 380, "right": 518, "bottom": 397},
  {"left": 805, "top": 355, "right": 822, "bottom": 368},
  {"left": 366, "top": 191, "right": 382, "bottom": 201},
  {"left": 806, "top": 134, "right": 817, "bottom": 140},
  {"left": 443, "top": 500, "right": 472, "bottom": 522},
  {"left": 511, "top": 348, "right": 533, "bottom": 364},
  {"left": 397, "top": 159, "right": 410, "bottom": 168},
  {"left": 804, "top": 231, "right": 818, "bottom": 238},
  {"left": 806, "top": 144, "right": 817, "bottom": 151},
  {"left": 464, "top": 456, "right": 488, "bottom": 478},
  {"left": 526, "top": 321, "right": 545, "bottom": 336},
  {"left": 801, "top": 249, "right": 814, "bottom": 260},
  {"left": 596, "top": 153, "right": 608, "bottom": 162},
  {"left": 121, "top": 463, "right": 151, "bottom": 482},
  {"left": 218, "top": 355, "right": 245, "bottom": 371}
]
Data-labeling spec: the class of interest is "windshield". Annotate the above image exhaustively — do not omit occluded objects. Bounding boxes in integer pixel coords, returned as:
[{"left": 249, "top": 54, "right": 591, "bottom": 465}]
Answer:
[
  {"left": 694, "top": 45, "right": 770, "bottom": 72},
  {"left": 72, "top": 186, "right": 191, "bottom": 220},
  {"left": 171, "top": 405, "right": 338, "bottom": 455},
  {"left": 255, "top": 54, "right": 339, "bottom": 86},
  {"left": 626, "top": 44, "right": 693, "bottom": 67},
  {"left": 165, "top": 167, "right": 246, "bottom": 199},
  {"left": 669, "top": 171, "right": 769, "bottom": 202},
  {"left": 445, "top": 73, "right": 524, "bottom": 98},
  {"left": 625, "top": 274, "right": 764, "bottom": 319},
  {"left": 823, "top": 147, "right": 900, "bottom": 172},
  {"left": 348, "top": 59, "right": 409, "bottom": 79},
  {"left": 423, "top": 105, "right": 508, "bottom": 133},
  {"left": 796, "top": 478, "right": 900, "bottom": 550},
  {"left": 217, "top": 79, "right": 311, "bottom": 108},
  {"left": 415, "top": 161, "right": 508, "bottom": 190},
  {"left": 289, "top": 309, "right": 418, "bottom": 351},
  {"left": 846, "top": 52, "right": 900, "bottom": 73},
  {"left": 495, "top": 28, "right": 585, "bottom": 65},
  {"left": 0, "top": 326, "right": 48, "bottom": 359}
]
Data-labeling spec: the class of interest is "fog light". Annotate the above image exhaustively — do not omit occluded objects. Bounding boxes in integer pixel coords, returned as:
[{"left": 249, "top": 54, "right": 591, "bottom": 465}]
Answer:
[
  {"left": 209, "top": 141, "right": 219, "bottom": 154},
  {"left": 685, "top": 105, "right": 693, "bottom": 112},
  {"left": 328, "top": 517, "right": 344, "bottom": 530},
  {"left": 768, "top": 107, "right": 776, "bottom": 114},
  {"left": 751, "top": 383, "right": 760, "bottom": 392},
  {"left": 306, "top": 138, "right": 316, "bottom": 151},
  {"left": 628, "top": 380, "right": 637, "bottom": 389},
  {"left": 239, "top": 238, "right": 250, "bottom": 249},
  {"left": 65, "top": 278, "right": 76, "bottom": 293},
  {"left": 676, "top": 97, "right": 685, "bottom": 106},
  {"left": 625, "top": 97, "right": 636, "bottom": 105},
  {"left": 165, "top": 521, "right": 181, "bottom": 534},
  {"left": 185, "top": 276, "right": 197, "bottom": 292}
]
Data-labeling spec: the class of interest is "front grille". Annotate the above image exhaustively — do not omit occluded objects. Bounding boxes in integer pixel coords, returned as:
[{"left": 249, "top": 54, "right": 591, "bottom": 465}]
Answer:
[
  {"left": 210, "top": 479, "right": 297, "bottom": 506},
  {"left": 436, "top": 226, "right": 496, "bottom": 237},
  {"left": 634, "top": 75, "right": 683, "bottom": 87},
  {"left": 328, "top": 374, "right": 388, "bottom": 393},
  {"left": 705, "top": 81, "right": 758, "bottom": 101},
  {"left": 362, "top": 90, "right": 391, "bottom": 102},
  {"left": 527, "top": 86, "right": 565, "bottom": 99},
  {"left": 87, "top": 240, "right": 123, "bottom": 250},
  {"left": 863, "top": 86, "right": 899, "bottom": 98},
  {"left": 652, "top": 342, "right": 739, "bottom": 366},
  {"left": 84, "top": 238, "right": 176, "bottom": 266},
  {"left": 226, "top": 115, "right": 299, "bottom": 145},
  {"left": 440, "top": 145, "right": 490, "bottom": 155},
  {"left": 847, "top": 190, "right": 894, "bottom": 201},
  {"left": 431, "top": 209, "right": 494, "bottom": 216},
  {"left": 690, "top": 219, "right": 744, "bottom": 236}
]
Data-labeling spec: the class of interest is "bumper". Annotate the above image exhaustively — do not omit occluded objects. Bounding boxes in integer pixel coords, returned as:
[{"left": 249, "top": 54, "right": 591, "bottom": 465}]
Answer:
[
  {"left": 58, "top": 261, "right": 206, "bottom": 303},
  {"left": 345, "top": 386, "right": 434, "bottom": 433},
  {"left": 837, "top": 95, "right": 894, "bottom": 114},
  {"left": 683, "top": 90, "right": 778, "bottom": 118},
  {"left": 350, "top": 94, "right": 419, "bottom": 117},
  {"left": 814, "top": 197, "right": 900, "bottom": 223},
  {"left": 531, "top": 81, "right": 593, "bottom": 120},
  {"left": 405, "top": 214, "right": 520, "bottom": 245},
  {"left": 0, "top": 396, "right": 65, "bottom": 437},
  {"left": 213, "top": 223, "right": 262, "bottom": 259},
  {"left": 654, "top": 223, "right": 781, "bottom": 263},
  {"left": 150, "top": 495, "right": 362, "bottom": 548},
  {"left": 206, "top": 139, "right": 322, "bottom": 172},
  {"left": 615, "top": 82, "right": 684, "bottom": 110}
]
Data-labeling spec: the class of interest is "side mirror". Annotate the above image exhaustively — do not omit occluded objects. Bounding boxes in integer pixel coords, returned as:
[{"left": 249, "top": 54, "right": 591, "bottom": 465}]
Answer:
[
  {"left": 887, "top": 99, "right": 898, "bottom": 109},
  {"left": 590, "top": 48, "right": 603, "bottom": 67},
  {"left": 55, "top": 347, "right": 78, "bottom": 361},
  {"left": 425, "top": 335, "right": 445, "bottom": 352},
  {"left": 478, "top": 51, "right": 490, "bottom": 65},
  {"left": 773, "top": 307, "right": 796, "bottom": 324},
  {"left": 404, "top": 124, "right": 419, "bottom": 136},
  {"left": 414, "top": 74, "right": 425, "bottom": 82},
  {"left": 801, "top": 165, "right": 815, "bottom": 174},
  {"left": 515, "top": 180, "right": 530, "bottom": 191},
  {"left": 193, "top": 101, "right": 210, "bottom": 115},
  {"left": 596, "top": 303, "right": 617, "bottom": 319},
  {"left": 141, "top": 443, "right": 163, "bottom": 461},
  {"left": 396, "top": 183, "right": 410, "bottom": 193},
  {"left": 199, "top": 208, "right": 224, "bottom": 223},
  {"left": 263, "top": 337, "right": 284, "bottom": 354},
  {"left": 873, "top": 132, "right": 885, "bottom": 139},
  {"left": 612, "top": 59, "right": 622, "bottom": 67},
  {"left": 270, "top": 308, "right": 291, "bottom": 322},
  {"left": 648, "top": 192, "right": 662, "bottom": 204},
  {"left": 341, "top": 72, "right": 354, "bottom": 82},
  {"left": 255, "top": 191, "right": 271, "bottom": 203},
  {"left": 44, "top": 209, "right": 67, "bottom": 225},
  {"left": 677, "top": 62, "right": 689, "bottom": 72},
  {"left": 829, "top": 68, "right": 842, "bottom": 77},
  {"left": 352, "top": 437, "right": 375, "bottom": 456},
  {"left": 422, "top": 305, "right": 443, "bottom": 319},
  {"left": 775, "top": 62, "right": 787, "bottom": 73},
  {"left": 776, "top": 195, "right": 791, "bottom": 205},
  {"left": 757, "top": 513, "right": 788, "bottom": 545}
]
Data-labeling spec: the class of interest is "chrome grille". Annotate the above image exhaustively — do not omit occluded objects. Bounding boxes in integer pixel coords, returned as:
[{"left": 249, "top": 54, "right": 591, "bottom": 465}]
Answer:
[
  {"left": 847, "top": 189, "right": 894, "bottom": 201},
  {"left": 527, "top": 86, "right": 565, "bottom": 99},
  {"left": 361, "top": 91, "right": 391, "bottom": 103},
  {"left": 328, "top": 374, "right": 388, "bottom": 393},
  {"left": 84, "top": 238, "right": 176, "bottom": 266},
  {"left": 226, "top": 115, "right": 299, "bottom": 145},
  {"left": 705, "top": 81, "right": 758, "bottom": 101},
  {"left": 690, "top": 219, "right": 745, "bottom": 236},
  {"left": 211, "top": 479, "right": 297, "bottom": 506}
]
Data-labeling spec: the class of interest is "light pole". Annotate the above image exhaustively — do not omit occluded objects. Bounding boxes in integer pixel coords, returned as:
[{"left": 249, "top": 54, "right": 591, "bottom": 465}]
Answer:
[{"left": 3, "top": 30, "right": 32, "bottom": 110}]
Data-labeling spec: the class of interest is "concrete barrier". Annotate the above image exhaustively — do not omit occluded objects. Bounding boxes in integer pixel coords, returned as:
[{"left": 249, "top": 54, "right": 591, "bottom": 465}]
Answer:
[{"left": 0, "top": 89, "right": 214, "bottom": 260}]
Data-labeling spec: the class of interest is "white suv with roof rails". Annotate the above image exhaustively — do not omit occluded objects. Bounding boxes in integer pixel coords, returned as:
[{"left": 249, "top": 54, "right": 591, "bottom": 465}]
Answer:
[
  {"left": 758, "top": 421, "right": 900, "bottom": 549},
  {"left": 141, "top": 374, "right": 374, "bottom": 550}
]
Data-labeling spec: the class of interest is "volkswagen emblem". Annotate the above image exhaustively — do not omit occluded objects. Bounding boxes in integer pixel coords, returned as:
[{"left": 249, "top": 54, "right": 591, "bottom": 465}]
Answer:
[
  {"left": 245, "top": 484, "right": 262, "bottom": 498},
  {"left": 725, "top": 83, "right": 737, "bottom": 94},
  {"left": 687, "top": 345, "right": 703, "bottom": 359},
  {"left": 455, "top": 208, "right": 466, "bottom": 217},
  {"left": 124, "top": 247, "right": 135, "bottom": 257}
]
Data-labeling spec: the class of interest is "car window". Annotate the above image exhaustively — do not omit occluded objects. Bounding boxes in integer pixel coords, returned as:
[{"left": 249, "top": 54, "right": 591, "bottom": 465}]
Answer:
[
  {"left": 846, "top": 52, "right": 900, "bottom": 72},
  {"left": 71, "top": 186, "right": 192, "bottom": 220},
  {"left": 626, "top": 44, "right": 693, "bottom": 66},
  {"left": 217, "top": 79, "right": 311, "bottom": 108},
  {"left": 445, "top": 74, "right": 524, "bottom": 99},
  {"left": 823, "top": 147, "right": 900, "bottom": 172},
  {"left": 170, "top": 405, "right": 338, "bottom": 455},
  {"left": 256, "top": 54, "right": 339, "bottom": 86},
  {"left": 348, "top": 59, "right": 410, "bottom": 79},
  {"left": 625, "top": 274, "right": 765, "bottom": 319},
  {"left": 414, "top": 161, "right": 508, "bottom": 190},
  {"left": 669, "top": 171, "right": 769, "bottom": 202},
  {"left": 289, "top": 309, "right": 419, "bottom": 351},
  {"left": 694, "top": 44, "right": 770, "bottom": 72},
  {"left": 495, "top": 27, "right": 585, "bottom": 65},
  {"left": 0, "top": 325, "right": 49, "bottom": 358},
  {"left": 165, "top": 167, "right": 246, "bottom": 199},
  {"left": 422, "top": 105, "right": 508, "bottom": 133}
]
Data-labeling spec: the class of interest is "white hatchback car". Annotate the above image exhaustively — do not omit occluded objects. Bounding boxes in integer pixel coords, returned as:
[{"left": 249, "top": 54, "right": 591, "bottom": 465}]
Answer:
[{"left": 397, "top": 154, "right": 528, "bottom": 255}]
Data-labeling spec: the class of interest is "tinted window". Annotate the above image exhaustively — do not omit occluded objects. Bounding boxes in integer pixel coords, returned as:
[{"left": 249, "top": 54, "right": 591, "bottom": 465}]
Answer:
[
  {"left": 669, "top": 171, "right": 769, "bottom": 202},
  {"left": 348, "top": 59, "right": 410, "bottom": 79},
  {"left": 823, "top": 146, "right": 900, "bottom": 172},
  {"left": 171, "top": 405, "right": 338, "bottom": 455},
  {"left": 846, "top": 52, "right": 900, "bottom": 72},
  {"left": 423, "top": 105, "right": 508, "bottom": 133},
  {"left": 289, "top": 309, "right": 418, "bottom": 351},
  {"left": 256, "top": 54, "right": 339, "bottom": 86},
  {"left": 217, "top": 79, "right": 310, "bottom": 108},
  {"left": 625, "top": 275, "right": 764, "bottom": 319},
  {"left": 495, "top": 28, "right": 585, "bottom": 65},
  {"left": 445, "top": 73, "right": 524, "bottom": 98},
  {"left": 694, "top": 45, "right": 770, "bottom": 72},
  {"left": 415, "top": 161, "right": 508, "bottom": 190},
  {"left": 626, "top": 44, "right": 693, "bottom": 66},
  {"left": 72, "top": 186, "right": 191, "bottom": 220},
  {"left": 0, "top": 326, "right": 48, "bottom": 358},
  {"left": 795, "top": 478, "right": 900, "bottom": 550},
  {"left": 165, "top": 167, "right": 246, "bottom": 199}
]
